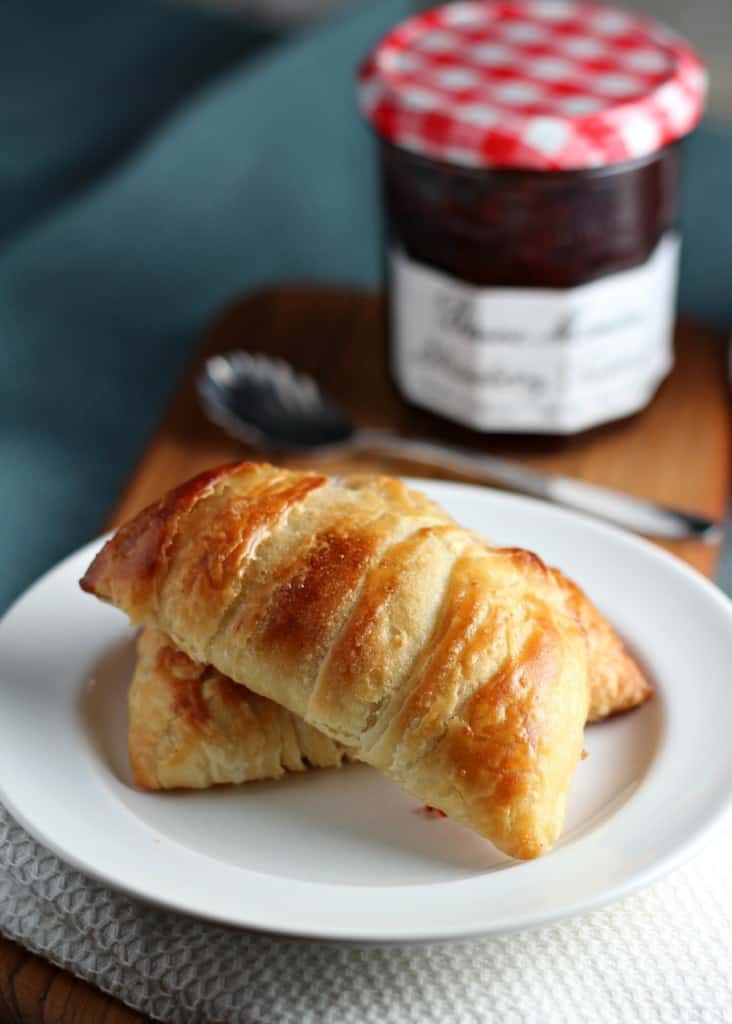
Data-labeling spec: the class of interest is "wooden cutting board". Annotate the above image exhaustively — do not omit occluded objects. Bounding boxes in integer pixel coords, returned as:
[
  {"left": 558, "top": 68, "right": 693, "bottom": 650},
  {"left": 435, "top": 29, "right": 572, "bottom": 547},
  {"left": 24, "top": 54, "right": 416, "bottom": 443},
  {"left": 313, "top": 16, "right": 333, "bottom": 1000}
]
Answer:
[
  {"left": 1, "top": 286, "right": 730, "bottom": 1024},
  {"left": 113, "top": 285, "right": 731, "bottom": 574}
]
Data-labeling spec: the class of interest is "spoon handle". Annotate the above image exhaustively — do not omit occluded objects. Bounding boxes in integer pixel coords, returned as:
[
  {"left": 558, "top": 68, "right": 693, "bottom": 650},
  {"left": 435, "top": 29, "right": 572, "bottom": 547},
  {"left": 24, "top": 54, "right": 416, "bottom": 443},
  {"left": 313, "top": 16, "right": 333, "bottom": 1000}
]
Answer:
[{"left": 354, "top": 430, "right": 721, "bottom": 542}]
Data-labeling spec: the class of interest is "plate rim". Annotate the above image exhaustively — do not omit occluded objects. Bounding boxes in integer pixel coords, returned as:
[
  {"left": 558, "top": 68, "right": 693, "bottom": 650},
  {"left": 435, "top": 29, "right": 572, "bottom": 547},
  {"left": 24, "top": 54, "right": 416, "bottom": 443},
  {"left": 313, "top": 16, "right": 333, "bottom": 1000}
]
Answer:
[{"left": 1, "top": 479, "right": 732, "bottom": 943}]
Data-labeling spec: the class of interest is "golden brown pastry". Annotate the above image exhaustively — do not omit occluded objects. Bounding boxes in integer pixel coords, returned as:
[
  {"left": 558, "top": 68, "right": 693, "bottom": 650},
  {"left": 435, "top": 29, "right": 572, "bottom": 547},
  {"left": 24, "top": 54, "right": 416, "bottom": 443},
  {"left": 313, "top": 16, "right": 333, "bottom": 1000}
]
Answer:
[
  {"left": 82, "top": 462, "right": 591, "bottom": 858},
  {"left": 129, "top": 552, "right": 646, "bottom": 793},
  {"left": 551, "top": 570, "right": 650, "bottom": 720},
  {"left": 127, "top": 538, "right": 646, "bottom": 793},
  {"left": 483, "top": 545, "right": 651, "bottom": 722},
  {"left": 129, "top": 628, "right": 347, "bottom": 790}
]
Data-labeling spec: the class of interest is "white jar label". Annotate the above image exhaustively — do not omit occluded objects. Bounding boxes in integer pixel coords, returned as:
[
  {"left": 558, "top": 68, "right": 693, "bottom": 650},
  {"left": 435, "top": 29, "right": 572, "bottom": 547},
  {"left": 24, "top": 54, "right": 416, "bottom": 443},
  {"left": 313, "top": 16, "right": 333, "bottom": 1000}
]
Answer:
[{"left": 390, "top": 234, "right": 680, "bottom": 434}]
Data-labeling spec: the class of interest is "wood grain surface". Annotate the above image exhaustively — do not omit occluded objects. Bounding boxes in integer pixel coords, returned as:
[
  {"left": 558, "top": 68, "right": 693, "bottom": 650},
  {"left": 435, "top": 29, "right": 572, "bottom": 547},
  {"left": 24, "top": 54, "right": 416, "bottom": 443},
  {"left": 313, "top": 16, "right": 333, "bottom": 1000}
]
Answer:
[
  {"left": 2, "top": 285, "right": 729, "bottom": 1024},
  {"left": 0, "top": 935, "right": 144, "bottom": 1023},
  {"left": 113, "top": 286, "right": 731, "bottom": 575}
]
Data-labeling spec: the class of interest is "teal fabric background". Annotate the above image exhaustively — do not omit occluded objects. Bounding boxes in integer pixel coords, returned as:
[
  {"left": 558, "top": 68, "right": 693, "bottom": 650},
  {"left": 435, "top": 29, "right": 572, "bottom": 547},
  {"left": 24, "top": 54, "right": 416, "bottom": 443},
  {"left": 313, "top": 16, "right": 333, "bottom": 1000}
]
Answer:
[{"left": 1, "top": 0, "right": 730, "bottom": 613}]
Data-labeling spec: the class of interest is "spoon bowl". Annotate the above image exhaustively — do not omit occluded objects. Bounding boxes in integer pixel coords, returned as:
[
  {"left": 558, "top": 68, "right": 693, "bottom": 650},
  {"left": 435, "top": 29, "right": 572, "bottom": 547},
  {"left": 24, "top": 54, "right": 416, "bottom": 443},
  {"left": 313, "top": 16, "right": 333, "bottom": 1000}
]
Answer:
[{"left": 198, "top": 352, "right": 354, "bottom": 451}]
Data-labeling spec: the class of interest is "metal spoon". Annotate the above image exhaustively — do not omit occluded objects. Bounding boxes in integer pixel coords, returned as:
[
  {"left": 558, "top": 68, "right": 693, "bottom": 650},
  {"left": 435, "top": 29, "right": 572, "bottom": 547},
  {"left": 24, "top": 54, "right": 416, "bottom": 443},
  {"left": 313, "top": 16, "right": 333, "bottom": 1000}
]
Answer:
[{"left": 197, "top": 352, "right": 722, "bottom": 542}]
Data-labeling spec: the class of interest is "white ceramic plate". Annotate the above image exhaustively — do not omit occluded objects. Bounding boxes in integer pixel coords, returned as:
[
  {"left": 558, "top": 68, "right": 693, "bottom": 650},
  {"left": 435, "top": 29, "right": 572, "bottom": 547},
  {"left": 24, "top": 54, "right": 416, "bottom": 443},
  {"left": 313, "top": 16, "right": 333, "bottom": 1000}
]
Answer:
[{"left": 1, "top": 480, "right": 731, "bottom": 943}]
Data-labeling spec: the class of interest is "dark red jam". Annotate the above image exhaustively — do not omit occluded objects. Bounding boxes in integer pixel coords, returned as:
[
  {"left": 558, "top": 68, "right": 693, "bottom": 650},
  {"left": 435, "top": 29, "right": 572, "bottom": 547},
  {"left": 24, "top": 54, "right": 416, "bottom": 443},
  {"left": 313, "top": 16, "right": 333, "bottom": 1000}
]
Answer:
[{"left": 381, "top": 140, "right": 680, "bottom": 290}]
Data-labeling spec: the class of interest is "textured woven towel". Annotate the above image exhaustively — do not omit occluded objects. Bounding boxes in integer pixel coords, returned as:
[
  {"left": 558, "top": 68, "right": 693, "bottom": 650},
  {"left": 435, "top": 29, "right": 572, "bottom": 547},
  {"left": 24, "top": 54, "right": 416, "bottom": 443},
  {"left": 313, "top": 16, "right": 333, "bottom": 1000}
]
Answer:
[{"left": 1, "top": 801, "right": 731, "bottom": 1024}]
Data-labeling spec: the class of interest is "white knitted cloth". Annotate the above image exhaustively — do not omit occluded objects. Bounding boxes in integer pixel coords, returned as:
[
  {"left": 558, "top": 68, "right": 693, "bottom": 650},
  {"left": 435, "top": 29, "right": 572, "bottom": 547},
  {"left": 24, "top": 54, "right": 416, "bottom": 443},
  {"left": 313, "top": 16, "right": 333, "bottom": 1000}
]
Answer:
[{"left": 1, "top": 803, "right": 731, "bottom": 1024}]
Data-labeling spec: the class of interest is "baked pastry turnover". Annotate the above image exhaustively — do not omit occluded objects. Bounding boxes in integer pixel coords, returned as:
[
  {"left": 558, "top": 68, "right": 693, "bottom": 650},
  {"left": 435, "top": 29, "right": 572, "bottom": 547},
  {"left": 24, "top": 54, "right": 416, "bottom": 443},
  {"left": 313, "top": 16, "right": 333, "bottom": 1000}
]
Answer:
[
  {"left": 83, "top": 462, "right": 650, "bottom": 858},
  {"left": 129, "top": 627, "right": 347, "bottom": 790}
]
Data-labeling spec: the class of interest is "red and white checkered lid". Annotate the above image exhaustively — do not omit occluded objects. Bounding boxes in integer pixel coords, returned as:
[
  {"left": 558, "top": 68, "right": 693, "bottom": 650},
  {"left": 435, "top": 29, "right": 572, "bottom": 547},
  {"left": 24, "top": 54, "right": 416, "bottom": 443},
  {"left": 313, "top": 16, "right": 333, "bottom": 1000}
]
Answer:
[{"left": 358, "top": 1, "right": 706, "bottom": 170}]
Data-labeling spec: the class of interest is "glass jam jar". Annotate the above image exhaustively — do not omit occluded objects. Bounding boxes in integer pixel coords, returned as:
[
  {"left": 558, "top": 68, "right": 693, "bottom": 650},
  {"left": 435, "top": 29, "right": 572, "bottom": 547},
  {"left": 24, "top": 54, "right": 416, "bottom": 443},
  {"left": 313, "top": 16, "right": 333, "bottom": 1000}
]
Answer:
[{"left": 358, "top": 1, "right": 706, "bottom": 434}]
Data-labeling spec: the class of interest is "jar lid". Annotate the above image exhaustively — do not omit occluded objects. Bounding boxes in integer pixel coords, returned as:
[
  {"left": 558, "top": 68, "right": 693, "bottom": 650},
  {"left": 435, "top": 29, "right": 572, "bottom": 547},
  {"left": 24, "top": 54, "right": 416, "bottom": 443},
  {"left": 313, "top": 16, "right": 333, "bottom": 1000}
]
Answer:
[{"left": 357, "top": 1, "right": 706, "bottom": 170}]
